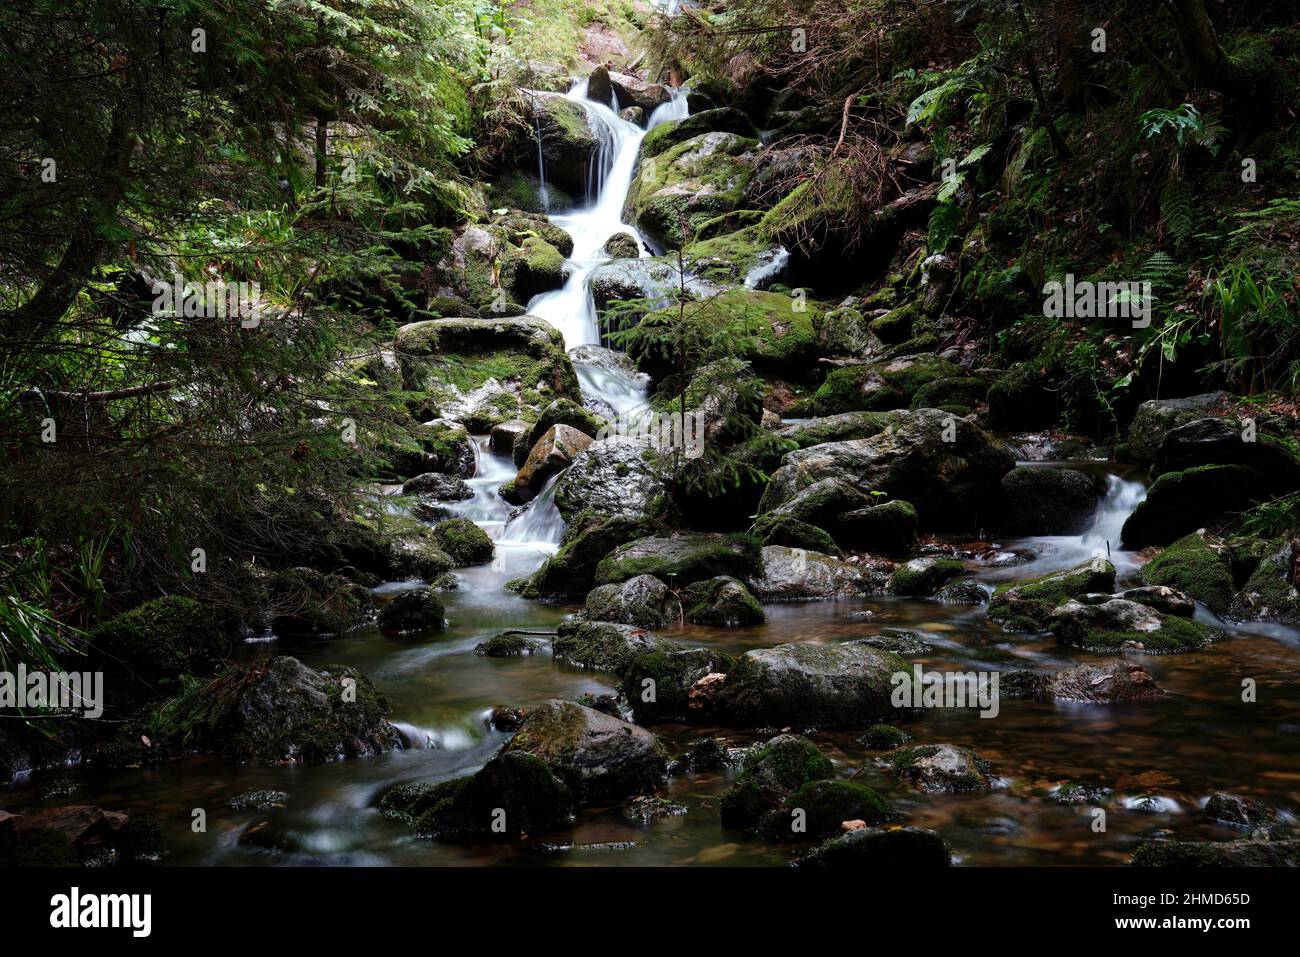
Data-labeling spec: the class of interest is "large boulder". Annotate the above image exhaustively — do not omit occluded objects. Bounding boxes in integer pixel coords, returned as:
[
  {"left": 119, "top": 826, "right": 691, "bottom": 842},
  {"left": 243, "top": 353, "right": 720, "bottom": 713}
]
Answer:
[
  {"left": 625, "top": 131, "right": 757, "bottom": 249},
  {"left": 747, "top": 545, "right": 872, "bottom": 600},
  {"left": 1002, "top": 660, "right": 1165, "bottom": 703},
  {"left": 1228, "top": 540, "right": 1300, "bottom": 625},
  {"left": 514, "top": 424, "right": 593, "bottom": 497},
  {"left": 505, "top": 699, "right": 666, "bottom": 801},
  {"left": 622, "top": 646, "right": 735, "bottom": 723},
  {"left": 841, "top": 499, "right": 918, "bottom": 556},
  {"left": 583, "top": 574, "right": 679, "bottom": 629},
  {"left": 796, "top": 826, "right": 952, "bottom": 867},
  {"left": 1048, "top": 597, "right": 1217, "bottom": 653},
  {"left": 608, "top": 71, "right": 672, "bottom": 113},
  {"left": 640, "top": 108, "right": 758, "bottom": 158},
  {"left": 1141, "top": 533, "right": 1236, "bottom": 614},
  {"left": 552, "top": 619, "right": 672, "bottom": 673},
  {"left": 996, "top": 466, "right": 1104, "bottom": 535},
  {"left": 513, "top": 397, "right": 606, "bottom": 467},
  {"left": 394, "top": 316, "right": 580, "bottom": 427},
  {"left": 430, "top": 517, "right": 494, "bottom": 567},
  {"left": 716, "top": 640, "right": 907, "bottom": 728},
  {"left": 987, "top": 557, "right": 1116, "bottom": 632},
  {"left": 594, "top": 533, "right": 763, "bottom": 587},
  {"left": 1153, "top": 415, "right": 1300, "bottom": 488},
  {"left": 522, "top": 512, "right": 663, "bottom": 599},
  {"left": 154, "top": 657, "right": 401, "bottom": 764},
  {"left": 759, "top": 409, "right": 1015, "bottom": 530},
  {"left": 887, "top": 557, "right": 967, "bottom": 597},
  {"left": 1127, "top": 392, "right": 1233, "bottom": 464},
  {"left": 1120, "top": 464, "right": 1263, "bottom": 548},
  {"left": 526, "top": 92, "right": 599, "bottom": 198},
  {"left": 892, "top": 743, "right": 994, "bottom": 793},
  {"left": 378, "top": 587, "right": 445, "bottom": 635},
  {"left": 553, "top": 437, "right": 670, "bottom": 524}
]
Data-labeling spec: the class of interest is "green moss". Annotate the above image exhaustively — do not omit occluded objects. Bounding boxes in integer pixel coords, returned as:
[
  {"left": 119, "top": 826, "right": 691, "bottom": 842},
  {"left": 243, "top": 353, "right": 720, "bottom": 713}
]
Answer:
[
  {"left": 784, "top": 780, "right": 894, "bottom": 838},
  {"left": 431, "top": 517, "right": 494, "bottom": 567},
  {"left": 869, "top": 301, "right": 918, "bottom": 344},
  {"left": 681, "top": 576, "right": 765, "bottom": 626},
  {"left": 859, "top": 723, "right": 911, "bottom": 750},
  {"left": 887, "top": 557, "right": 966, "bottom": 596},
  {"left": 806, "top": 354, "right": 960, "bottom": 415},
  {"left": 719, "top": 734, "right": 835, "bottom": 831},
  {"left": 1142, "top": 534, "right": 1235, "bottom": 614},
  {"left": 89, "top": 596, "right": 225, "bottom": 702},
  {"left": 1053, "top": 608, "right": 1215, "bottom": 653},
  {"left": 751, "top": 513, "right": 841, "bottom": 555},
  {"left": 988, "top": 558, "right": 1116, "bottom": 631},
  {"left": 594, "top": 533, "right": 763, "bottom": 586}
]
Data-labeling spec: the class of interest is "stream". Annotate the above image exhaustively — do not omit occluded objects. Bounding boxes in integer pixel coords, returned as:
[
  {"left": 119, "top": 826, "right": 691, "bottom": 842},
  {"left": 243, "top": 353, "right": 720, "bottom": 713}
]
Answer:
[{"left": 5, "top": 72, "right": 1300, "bottom": 869}]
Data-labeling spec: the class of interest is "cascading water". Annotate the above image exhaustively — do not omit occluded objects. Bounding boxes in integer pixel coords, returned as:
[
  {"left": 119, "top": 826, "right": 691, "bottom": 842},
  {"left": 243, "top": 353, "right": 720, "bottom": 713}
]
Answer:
[{"left": 533, "top": 116, "right": 551, "bottom": 213}]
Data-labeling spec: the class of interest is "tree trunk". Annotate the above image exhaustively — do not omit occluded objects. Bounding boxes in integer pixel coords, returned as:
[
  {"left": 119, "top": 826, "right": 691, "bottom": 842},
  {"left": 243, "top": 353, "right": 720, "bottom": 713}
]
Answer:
[
  {"left": 314, "top": 115, "right": 329, "bottom": 188},
  {"left": 1164, "top": 0, "right": 1233, "bottom": 93}
]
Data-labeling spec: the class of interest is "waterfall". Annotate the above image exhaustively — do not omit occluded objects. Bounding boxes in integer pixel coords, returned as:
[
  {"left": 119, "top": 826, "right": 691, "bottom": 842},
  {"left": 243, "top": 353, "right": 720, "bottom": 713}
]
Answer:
[
  {"left": 533, "top": 115, "right": 550, "bottom": 213},
  {"left": 500, "top": 472, "right": 565, "bottom": 548}
]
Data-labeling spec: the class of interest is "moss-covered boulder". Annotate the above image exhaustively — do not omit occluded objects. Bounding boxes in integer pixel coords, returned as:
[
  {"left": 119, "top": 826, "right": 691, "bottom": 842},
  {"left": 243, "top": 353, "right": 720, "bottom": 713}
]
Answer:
[
  {"left": 717, "top": 640, "right": 907, "bottom": 728},
  {"left": 601, "top": 231, "right": 641, "bottom": 258},
  {"left": 488, "top": 169, "right": 573, "bottom": 215},
  {"left": 625, "top": 131, "right": 757, "bottom": 249},
  {"left": 843, "top": 500, "right": 918, "bottom": 556},
  {"left": 474, "top": 631, "right": 549, "bottom": 656},
  {"left": 718, "top": 734, "right": 834, "bottom": 831},
  {"left": 987, "top": 557, "right": 1116, "bottom": 632},
  {"left": 430, "top": 517, "right": 494, "bottom": 567},
  {"left": 860, "top": 724, "right": 911, "bottom": 750},
  {"left": 893, "top": 743, "right": 993, "bottom": 793},
  {"left": 394, "top": 316, "right": 580, "bottom": 427},
  {"left": 804, "top": 355, "right": 962, "bottom": 415},
  {"left": 782, "top": 780, "right": 895, "bottom": 839},
  {"left": 553, "top": 437, "right": 671, "bottom": 524},
  {"left": 1141, "top": 533, "right": 1235, "bottom": 614},
  {"left": 150, "top": 657, "right": 400, "bottom": 764},
  {"left": 583, "top": 574, "right": 679, "bottom": 629},
  {"left": 1127, "top": 392, "right": 1233, "bottom": 465},
  {"left": 552, "top": 619, "right": 672, "bottom": 673},
  {"left": 1121, "top": 464, "right": 1263, "bottom": 549},
  {"left": 749, "top": 513, "right": 840, "bottom": 555},
  {"left": 1132, "top": 838, "right": 1300, "bottom": 867},
  {"left": 987, "top": 363, "right": 1060, "bottom": 431},
  {"left": 378, "top": 587, "right": 445, "bottom": 635},
  {"left": 639, "top": 107, "right": 758, "bottom": 158},
  {"left": 886, "top": 557, "right": 967, "bottom": 597},
  {"left": 681, "top": 576, "right": 765, "bottom": 626},
  {"left": 505, "top": 699, "right": 666, "bottom": 801},
  {"left": 87, "top": 596, "right": 226, "bottom": 706},
  {"left": 759, "top": 409, "right": 1015, "bottom": 531},
  {"left": 523, "top": 512, "right": 663, "bottom": 599},
  {"left": 380, "top": 517, "right": 457, "bottom": 581},
  {"left": 379, "top": 751, "right": 574, "bottom": 840},
  {"left": 594, "top": 532, "right": 762, "bottom": 587},
  {"left": 763, "top": 477, "right": 873, "bottom": 532},
  {"left": 526, "top": 92, "right": 599, "bottom": 198},
  {"left": 1228, "top": 540, "right": 1300, "bottom": 625},
  {"left": 622, "top": 646, "right": 734, "bottom": 723},
  {"left": 264, "top": 567, "right": 374, "bottom": 639},
  {"left": 748, "top": 545, "right": 872, "bottom": 600},
  {"left": 796, "top": 826, "right": 952, "bottom": 867},
  {"left": 996, "top": 466, "right": 1104, "bottom": 535},
  {"left": 1048, "top": 597, "right": 1217, "bottom": 653}
]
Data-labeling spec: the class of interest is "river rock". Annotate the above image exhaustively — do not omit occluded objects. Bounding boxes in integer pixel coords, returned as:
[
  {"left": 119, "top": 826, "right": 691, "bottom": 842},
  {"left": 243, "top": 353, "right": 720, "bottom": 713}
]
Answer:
[
  {"left": 716, "top": 640, "right": 907, "bottom": 728},
  {"left": 625, "top": 131, "right": 757, "bottom": 249},
  {"left": 1120, "top": 464, "right": 1262, "bottom": 548},
  {"left": 402, "top": 472, "right": 472, "bottom": 500},
  {"left": 1003, "top": 660, "right": 1164, "bottom": 703},
  {"left": 1154, "top": 415, "right": 1300, "bottom": 486},
  {"left": 475, "top": 631, "right": 550, "bottom": 656},
  {"left": 378, "top": 587, "right": 445, "bottom": 634},
  {"left": 601, "top": 231, "right": 641, "bottom": 258},
  {"left": 887, "top": 557, "right": 967, "bottom": 597},
  {"left": 1127, "top": 392, "right": 1233, "bottom": 464},
  {"left": 996, "top": 466, "right": 1104, "bottom": 535},
  {"left": 594, "top": 532, "right": 762, "bottom": 587},
  {"left": 1048, "top": 597, "right": 1216, "bottom": 653},
  {"left": 1228, "top": 540, "right": 1300, "bottom": 625},
  {"left": 552, "top": 619, "right": 672, "bottom": 672},
  {"left": 1132, "top": 838, "right": 1300, "bottom": 867},
  {"left": 750, "top": 513, "right": 840, "bottom": 555},
  {"left": 430, "top": 517, "right": 494, "bottom": 567},
  {"left": 640, "top": 108, "right": 759, "bottom": 159},
  {"left": 264, "top": 567, "right": 375, "bottom": 639},
  {"left": 490, "top": 419, "right": 529, "bottom": 457},
  {"left": 841, "top": 499, "right": 918, "bottom": 555},
  {"left": 622, "top": 647, "right": 735, "bottom": 723},
  {"left": 526, "top": 92, "right": 600, "bottom": 198},
  {"left": 681, "top": 576, "right": 764, "bottom": 626},
  {"left": 987, "top": 556, "right": 1116, "bottom": 632},
  {"left": 796, "top": 826, "right": 953, "bottom": 867},
  {"left": 893, "top": 743, "right": 993, "bottom": 793},
  {"left": 514, "top": 424, "right": 593, "bottom": 496},
  {"left": 1141, "top": 533, "right": 1235, "bottom": 614},
  {"left": 584, "top": 574, "right": 679, "bottom": 629},
  {"left": 748, "top": 545, "right": 872, "bottom": 600},
  {"left": 553, "top": 436, "right": 670, "bottom": 523},
  {"left": 766, "top": 477, "right": 875, "bottom": 530},
  {"left": 383, "top": 521, "right": 456, "bottom": 581},
  {"left": 718, "top": 734, "right": 834, "bottom": 830},
  {"left": 505, "top": 699, "right": 666, "bottom": 800},
  {"left": 758, "top": 409, "right": 1014, "bottom": 531},
  {"left": 609, "top": 71, "right": 672, "bottom": 113},
  {"left": 1204, "top": 792, "right": 1281, "bottom": 829},
  {"left": 513, "top": 397, "right": 606, "bottom": 466}
]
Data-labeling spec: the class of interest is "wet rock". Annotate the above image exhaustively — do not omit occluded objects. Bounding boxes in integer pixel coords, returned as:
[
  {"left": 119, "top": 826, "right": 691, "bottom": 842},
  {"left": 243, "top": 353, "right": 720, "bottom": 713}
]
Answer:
[
  {"left": 1049, "top": 598, "right": 1216, "bottom": 653},
  {"left": 490, "top": 419, "right": 529, "bottom": 457},
  {"left": 584, "top": 574, "right": 679, "bottom": 629},
  {"left": 987, "top": 556, "right": 1116, "bottom": 632},
  {"left": 759, "top": 409, "right": 1015, "bottom": 531},
  {"left": 1113, "top": 585, "right": 1196, "bottom": 617},
  {"left": 893, "top": 743, "right": 993, "bottom": 793},
  {"left": 1141, "top": 533, "right": 1234, "bottom": 614},
  {"left": 766, "top": 477, "right": 874, "bottom": 530},
  {"left": 860, "top": 630, "right": 934, "bottom": 656},
  {"left": 595, "top": 532, "right": 762, "bottom": 587},
  {"left": 796, "top": 825, "right": 953, "bottom": 867},
  {"left": 553, "top": 436, "right": 670, "bottom": 524},
  {"left": 505, "top": 699, "right": 666, "bottom": 800},
  {"left": 1121, "top": 464, "right": 1263, "bottom": 548},
  {"left": 934, "top": 579, "right": 988, "bottom": 605},
  {"left": 609, "top": 71, "right": 672, "bottom": 113},
  {"left": 996, "top": 466, "right": 1104, "bottom": 535},
  {"left": 585, "top": 65, "right": 614, "bottom": 106},
  {"left": 748, "top": 545, "right": 873, "bottom": 601},
  {"left": 552, "top": 619, "right": 672, "bottom": 673},
  {"left": 750, "top": 513, "right": 841, "bottom": 556},
  {"left": 227, "top": 790, "right": 289, "bottom": 811},
  {"left": 1003, "top": 660, "right": 1164, "bottom": 703},
  {"left": 887, "top": 557, "right": 967, "bottom": 597},
  {"left": 1228, "top": 539, "right": 1300, "bottom": 625},
  {"left": 512, "top": 397, "right": 607, "bottom": 467},
  {"left": 619, "top": 106, "right": 645, "bottom": 125},
  {"left": 515, "top": 424, "right": 593, "bottom": 496},
  {"left": 1127, "top": 392, "right": 1233, "bottom": 465},
  {"left": 1154, "top": 415, "right": 1300, "bottom": 488},
  {"left": 623, "top": 796, "right": 687, "bottom": 826},
  {"left": 1132, "top": 838, "right": 1300, "bottom": 867},
  {"left": 588, "top": 256, "right": 686, "bottom": 321},
  {"left": 681, "top": 576, "right": 765, "bottom": 626},
  {"left": 155, "top": 656, "right": 400, "bottom": 764},
  {"left": 841, "top": 499, "right": 918, "bottom": 556},
  {"left": 526, "top": 92, "right": 600, "bottom": 197},
  {"left": 401, "top": 472, "right": 473, "bottom": 500},
  {"left": 601, "top": 231, "right": 641, "bottom": 258},
  {"left": 1204, "top": 791, "right": 1281, "bottom": 829},
  {"left": 717, "top": 640, "right": 906, "bottom": 729},
  {"left": 430, "top": 517, "right": 494, "bottom": 567},
  {"left": 640, "top": 108, "right": 758, "bottom": 160},
  {"left": 719, "top": 734, "right": 834, "bottom": 831},
  {"left": 1053, "top": 783, "right": 1113, "bottom": 805},
  {"left": 773, "top": 410, "right": 903, "bottom": 448},
  {"left": 668, "top": 737, "right": 728, "bottom": 774},
  {"left": 383, "top": 521, "right": 456, "bottom": 581},
  {"left": 475, "top": 631, "right": 550, "bottom": 657},
  {"left": 524, "top": 512, "right": 664, "bottom": 599},
  {"left": 378, "top": 587, "right": 445, "bottom": 634},
  {"left": 859, "top": 723, "right": 912, "bottom": 749},
  {"left": 490, "top": 706, "right": 526, "bottom": 732},
  {"left": 264, "top": 567, "right": 375, "bottom": 639},
  {"left": 623, "top": 647, "right": 735, "bottom": 723}
]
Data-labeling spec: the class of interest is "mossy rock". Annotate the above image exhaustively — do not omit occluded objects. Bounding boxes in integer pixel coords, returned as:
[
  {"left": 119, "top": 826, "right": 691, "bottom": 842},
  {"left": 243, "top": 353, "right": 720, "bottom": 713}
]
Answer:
[
  {"left": 887, "top": 557, "right": 966, "bottom": 596},
  {"left": 1120, "top": 464, "right": 1264, "bottom": 549},
  {"left": 750, "top": 513, "right": 841, "bottom": 555},
  {"left": 431, "top": 517, "right": 495, "bottom": 567},
  {"left": 474, "top": 631, "right": 549, "bottom": 656},
  {"left": 264, "top": 567, "right": 374, "bottom": 639},
  {"left": 626, "top": 131, "right": 757, "bottom": 249},
  {"left": 988, "top": 557, "right": 1116, "bottom": 632},
  {"left": 594, "top": 533, "right": 763, "bottom": 587},
  {"left": 378, "top": 587, "right": 446, "bottom": 635},
  {"left": 639, "top": 107, "right": 758, "bottom": 158},
  {"left": 88, "top": 596, "right": 226, "bottom": 706},
  {"left": 601, "top": 232, "right": 641, "bottom": 258},
  {"left": 622, "top": 646, "right": 734, "bottom": 723},
  {"left": 781, "top": 779, "right": 894, "bottom": 839},
  {"left": 488, "top": 169, "right": 574, "bottom": 215},
  {"left": 523, "top": 513, "right": 663, "bottom": 599},
  {"left": 869, "top": 301, "right": 919, "bottom": 344},
  {"left": 859, "top": 723, "right": 911, "bottom": 750},
  {"left": 796, "top": 826, "right": 952, "bottom": 867},
  {"left": 911, "top": 375, "right": 989, "bottom": 411},
  {"left": 1142, "top": 533, "right": 1235, "bottom": 615},
  {"left": 1132, "top": 838, "right": 1300, "bottom": 867},
  {"left": 583, "top": 574, "right": 679, "bottom": 629},
  {"left": 806, "top": 355, "right": 961, "bottom": 415},
  {"left": 680, "top": 224, "right": 784, "bottom": 287},
  {"left": 1048, "top": 598, "right": 1217, "bottom": 653},
  {"left": 893, "top": 743, "right": 993, "bottom": 793},
  {"left": 843, "top": 499, "right": 918, "bottom": 556},
  {"left": 552, "top": 619, "right": 672, "bottom": 673},
  {"left": 1228, "top": 539, "right": 1300, "bottom": 625},
  {"left": 514, "top": 397, "right": 607, "bottom": 467},
  {"left": 719, "top": 734, "right": 835, "bottom": 831},
  {"left": 681, "top": 576, "right": 765, "bottom": 626}
]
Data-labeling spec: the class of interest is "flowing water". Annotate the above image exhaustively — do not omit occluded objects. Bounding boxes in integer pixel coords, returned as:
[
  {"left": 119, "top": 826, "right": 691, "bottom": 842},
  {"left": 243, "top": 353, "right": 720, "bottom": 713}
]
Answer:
[{"left": 6, "top": 77, "right": 1299, "bottom": 869}]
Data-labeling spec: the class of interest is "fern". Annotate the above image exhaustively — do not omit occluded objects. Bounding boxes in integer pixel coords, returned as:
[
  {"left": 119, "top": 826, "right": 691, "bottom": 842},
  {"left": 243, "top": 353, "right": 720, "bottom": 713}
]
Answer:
[
  {"left": 1159, "top": 181, "right": 1194, "bottom": 249},
  {"left": 1140, "top": 251, "right": 1184, "bottom": 292}
]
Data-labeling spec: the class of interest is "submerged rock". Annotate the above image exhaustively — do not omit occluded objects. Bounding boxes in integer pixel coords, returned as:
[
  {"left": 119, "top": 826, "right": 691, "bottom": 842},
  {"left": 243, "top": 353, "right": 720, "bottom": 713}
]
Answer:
[
  {"left": 796, "top": 826, "right": 952, "bottom": 867},
  {"left": 987, "top": 557, "right": 1116, "bottom": 632},
  {"left": 1048, "top": 597, "right": 1216, "bottom": 653},
  {"left": 716, "top": 640, "right": 906, "bottom": 729},
  {"left": 584, "top": 574, "right": 679, "bottom": 629},
  {"left": 748, "top": 545, "right": 873, "bottom": 601},
  {"left": 892, "top": 743, "right": 994, "bottom": 793},
  {"left": 1003, "top": 660, "right": 1164, "bottom": 703}
]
